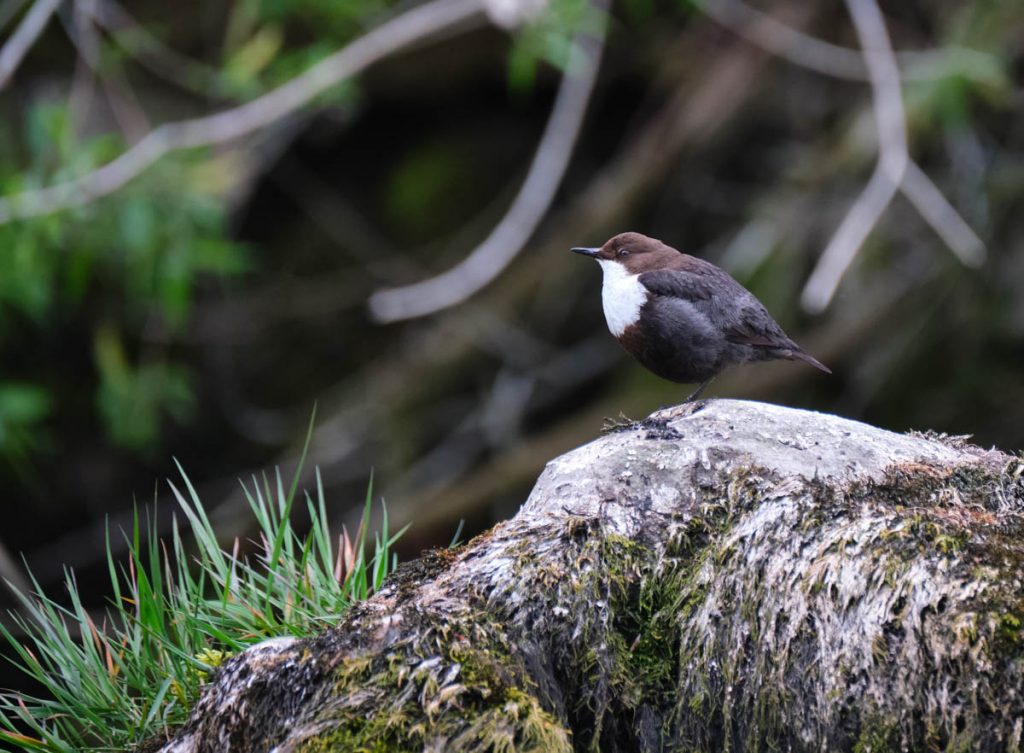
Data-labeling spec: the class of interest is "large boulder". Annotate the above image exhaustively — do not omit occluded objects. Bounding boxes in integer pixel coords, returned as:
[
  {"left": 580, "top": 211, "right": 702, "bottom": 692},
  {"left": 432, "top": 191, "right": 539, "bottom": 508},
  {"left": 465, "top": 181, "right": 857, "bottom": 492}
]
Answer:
[{"left": 158, "top": 400, "right": 1024, "bottom": 753}]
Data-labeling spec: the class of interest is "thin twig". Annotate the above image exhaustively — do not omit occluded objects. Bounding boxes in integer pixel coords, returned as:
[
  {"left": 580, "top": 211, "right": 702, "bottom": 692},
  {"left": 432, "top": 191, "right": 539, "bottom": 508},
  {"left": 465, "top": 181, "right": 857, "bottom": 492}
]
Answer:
[
  {"left": 699, "top": 0, "right": 866, "bottom": 79},
  {"left": 802, "top": 0, "right": 948, "bottom": 313},
  {"left": 900, "top": 160, "right": 985, "bottom": 267},
  {"left": 698, "top": 0, "right": 996, "bottom": 83},
  {"left": 366, "top": 0, "right": 610, "bottom": 323},
  {"left": 82, "top": 0, "right": 237, "bottom": 99},
  {"left": 60, "top": 0, "right": 151, "bottom": 140},
  {"left": 802, "top": 170, "right": 901, "bottom": 314},
  {"left": 0, "top": 0, "right": 62, "bottom": 92},
  {"left": 0, "top": 0, "right": 487, "bottom": 223},
  {"left": 701, "top": 0, "right": 987, "bottom": 303}
]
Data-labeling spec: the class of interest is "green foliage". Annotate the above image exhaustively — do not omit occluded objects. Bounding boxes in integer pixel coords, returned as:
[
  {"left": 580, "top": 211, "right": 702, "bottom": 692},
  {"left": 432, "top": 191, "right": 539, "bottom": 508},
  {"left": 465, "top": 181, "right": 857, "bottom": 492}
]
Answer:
[
  {"left": 0, "top": 433, "right": 405, "bottom": 751},
  {"left": 507, "top": 0, "right": 603, "bottom": 91},
  {"left": 0, "top": 104, "right": 248, "bottom": 458},
  {"left": 223, "top": 24, "right": 286, "bottom": 95},
  {"left": 0, "top": 0, "right": 400, "bottom": 465},
  {"left": 256, "top": 0, "right": 391, "bottom": 37},
  {"left": 93, "top": 325, "right": 194, "bottom": 452},
  {"left": 0, "top": 384, "right": 52, "bottom": 468},
  {"left": 903, "top": 48, "right": 1009, "bottom": 130},
  {"left": 216, "top": 0, "right": 381, "bottom": 98}
]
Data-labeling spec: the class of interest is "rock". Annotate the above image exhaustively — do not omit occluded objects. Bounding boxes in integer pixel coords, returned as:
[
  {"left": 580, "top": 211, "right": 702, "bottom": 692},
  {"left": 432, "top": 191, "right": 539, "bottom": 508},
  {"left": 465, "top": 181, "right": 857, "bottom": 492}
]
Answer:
[{"left": 156, "top": 400, "right": 1024, "bottom": 753}]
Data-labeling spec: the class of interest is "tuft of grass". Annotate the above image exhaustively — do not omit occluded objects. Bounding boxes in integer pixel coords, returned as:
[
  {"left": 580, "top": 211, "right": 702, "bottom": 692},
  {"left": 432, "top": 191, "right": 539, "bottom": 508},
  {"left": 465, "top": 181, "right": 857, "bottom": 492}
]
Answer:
[{"left": 0, "top": 419, "right": 406, "bottom": 752}]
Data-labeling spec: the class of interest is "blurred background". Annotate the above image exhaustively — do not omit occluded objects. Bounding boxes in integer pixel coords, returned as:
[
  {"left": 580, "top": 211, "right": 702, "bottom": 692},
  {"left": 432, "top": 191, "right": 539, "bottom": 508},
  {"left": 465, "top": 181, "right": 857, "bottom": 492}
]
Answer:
[{"left": 0, "top": 0, "right": 1022, "bottom": 692}]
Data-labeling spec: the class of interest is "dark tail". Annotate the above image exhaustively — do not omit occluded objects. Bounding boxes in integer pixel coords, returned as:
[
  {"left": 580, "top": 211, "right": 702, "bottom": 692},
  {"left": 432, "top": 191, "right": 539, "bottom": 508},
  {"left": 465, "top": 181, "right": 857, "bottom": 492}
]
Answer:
[{"left": 790, "top": 348, "right": 831, "bottom": 374}]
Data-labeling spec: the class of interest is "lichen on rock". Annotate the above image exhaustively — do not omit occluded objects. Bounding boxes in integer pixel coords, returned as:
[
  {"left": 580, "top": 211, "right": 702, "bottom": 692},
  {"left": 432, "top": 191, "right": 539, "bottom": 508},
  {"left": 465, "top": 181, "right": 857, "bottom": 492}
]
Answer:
[{"left": 155, "top": 400, "right": 1024, "bottom": 753}]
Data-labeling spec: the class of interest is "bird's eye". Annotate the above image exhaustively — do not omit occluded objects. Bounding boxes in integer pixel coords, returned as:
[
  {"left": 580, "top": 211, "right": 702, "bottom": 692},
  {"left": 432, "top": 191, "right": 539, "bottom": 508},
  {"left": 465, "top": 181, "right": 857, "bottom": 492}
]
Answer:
[{"left": 616, "top": 248, "right": 630, "bottom": 258}]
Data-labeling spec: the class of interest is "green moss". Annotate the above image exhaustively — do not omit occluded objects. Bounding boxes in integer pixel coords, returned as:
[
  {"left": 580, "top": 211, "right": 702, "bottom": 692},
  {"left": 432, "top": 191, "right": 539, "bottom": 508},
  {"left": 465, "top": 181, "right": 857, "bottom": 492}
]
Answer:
[
  {"left": 388, "top": 545, "right": 464, "bottom": 600},
  {"left": 666, "top": 455, "right": 1024, "bottom": 752},
  {"left": 602, "top": 538, "right": 685, "bottom": 704},
  {"left": 857, "top": 460, "right": 1008, "bottom": 515},
  {"left": 1000, "top": 612, "right": 1022, "bottom": 635},
  {"left": 294, "top": 624, "right": 571, "bottom": 753},
  {"left": 290, "top": 457, "right": 1024, "bottom": 752},
  {"left": 852, "top": 717, "right": 898, "bottom": 753},
  {"left": 548, "top": 472, "right": 767, "bottom": 751}
]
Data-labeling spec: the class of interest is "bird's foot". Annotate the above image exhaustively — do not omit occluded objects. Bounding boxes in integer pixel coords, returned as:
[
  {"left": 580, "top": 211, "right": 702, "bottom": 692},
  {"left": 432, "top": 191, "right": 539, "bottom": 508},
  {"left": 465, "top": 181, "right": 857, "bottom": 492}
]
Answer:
[{"left": 601, "top": 412, "right": 641, "bottom": 434}]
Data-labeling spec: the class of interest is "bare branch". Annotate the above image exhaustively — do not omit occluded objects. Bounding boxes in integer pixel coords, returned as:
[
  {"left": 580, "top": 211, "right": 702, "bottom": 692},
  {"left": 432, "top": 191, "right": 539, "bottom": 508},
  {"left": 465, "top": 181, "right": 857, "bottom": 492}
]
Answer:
[
  {"left": 699, "top": 0, "right": 866, "bottom": 79},
  {"left": 802, "top": 171, "right": 901, "bottom": 314},
  {"left": 0, "top": 0, "right": 62, "bottom": 92},
  {"left": 366, "top": 0, "right": 609, "bottom": 323},
  {"left": 845, "top": 1, "right": 907, "bottom": 176},
  {"left": 801, "top": 0, "right": 908, "bottom": 314},
  {"left": 60, "top": 0, "right": 151, "bottom": 140},
  {"left": 0, "top": 0, "right": 487, "bottom": 223},
  {"left": 901, "top": 160, "right": 986, "bottom": 268},
  {"left": 697, "top": 0, "right": 997, "bottom": 83},
  {"left": 82, "top": 0, "right": 240, "bottom": 99},
  {"left": 700, "top": 0, "right": 987, "bottom": 312},
  {"left": 483, "top": 0, "right": 549, "bottom": 28}
]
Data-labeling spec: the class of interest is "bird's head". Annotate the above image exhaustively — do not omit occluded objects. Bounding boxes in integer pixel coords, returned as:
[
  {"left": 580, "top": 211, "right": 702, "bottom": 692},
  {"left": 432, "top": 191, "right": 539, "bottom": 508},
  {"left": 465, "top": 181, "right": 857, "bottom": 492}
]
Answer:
[{"left": 571, "top": 232, "right": 678, "bottom": 274}]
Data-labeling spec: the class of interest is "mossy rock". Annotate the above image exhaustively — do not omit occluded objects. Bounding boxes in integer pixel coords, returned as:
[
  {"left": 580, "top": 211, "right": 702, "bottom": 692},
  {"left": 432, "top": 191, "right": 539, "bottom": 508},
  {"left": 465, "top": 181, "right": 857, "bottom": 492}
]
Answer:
[{"left": 158, "top": 400, "right": 1024, "bottom": 753}]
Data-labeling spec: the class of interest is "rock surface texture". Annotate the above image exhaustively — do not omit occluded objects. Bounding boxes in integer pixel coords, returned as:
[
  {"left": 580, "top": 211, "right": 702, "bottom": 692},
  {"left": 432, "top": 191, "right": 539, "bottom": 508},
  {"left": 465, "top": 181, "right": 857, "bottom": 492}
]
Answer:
[{"left": 156, "top": 400, "right": 1024, "bottom": 753}]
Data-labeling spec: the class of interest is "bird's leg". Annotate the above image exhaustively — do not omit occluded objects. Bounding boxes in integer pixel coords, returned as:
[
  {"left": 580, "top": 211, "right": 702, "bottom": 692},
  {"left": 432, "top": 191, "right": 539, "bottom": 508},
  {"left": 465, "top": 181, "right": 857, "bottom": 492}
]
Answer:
[{"left": 684, "top": 377, "right": 714, "bottom": 403}]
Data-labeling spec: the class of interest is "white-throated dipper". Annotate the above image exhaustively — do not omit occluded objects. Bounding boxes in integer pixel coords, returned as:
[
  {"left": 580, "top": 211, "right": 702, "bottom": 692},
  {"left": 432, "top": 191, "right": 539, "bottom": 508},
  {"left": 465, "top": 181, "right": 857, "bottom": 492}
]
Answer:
[{"left": 572, "top": 232, "right": 830, "bottom": 401}]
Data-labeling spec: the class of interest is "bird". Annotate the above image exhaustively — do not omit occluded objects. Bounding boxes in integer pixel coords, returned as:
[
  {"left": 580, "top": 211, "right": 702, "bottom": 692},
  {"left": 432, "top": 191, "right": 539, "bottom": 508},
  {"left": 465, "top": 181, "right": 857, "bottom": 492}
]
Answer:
[{"left": 571, "top": 232, "right": 830, "bottom": 401}]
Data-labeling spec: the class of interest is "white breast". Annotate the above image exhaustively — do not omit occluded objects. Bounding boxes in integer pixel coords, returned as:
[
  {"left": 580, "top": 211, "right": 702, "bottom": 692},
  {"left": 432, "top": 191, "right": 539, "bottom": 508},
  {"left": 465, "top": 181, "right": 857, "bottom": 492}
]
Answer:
[{"left": 597, "top": 260, "right": 647, "bottom": 337}]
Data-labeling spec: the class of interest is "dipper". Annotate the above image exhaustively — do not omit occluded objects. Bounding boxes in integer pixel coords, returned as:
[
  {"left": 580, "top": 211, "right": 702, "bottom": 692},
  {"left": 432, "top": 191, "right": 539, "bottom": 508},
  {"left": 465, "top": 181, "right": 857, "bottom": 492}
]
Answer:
[{"left": 572, "top": 232, "right": 830, "bottom": 400}]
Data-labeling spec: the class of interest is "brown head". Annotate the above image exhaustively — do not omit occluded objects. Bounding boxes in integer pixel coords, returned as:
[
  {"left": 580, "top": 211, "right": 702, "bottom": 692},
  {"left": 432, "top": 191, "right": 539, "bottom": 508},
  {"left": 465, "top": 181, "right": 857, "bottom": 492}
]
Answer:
[{"left": 570, "top": 232, "right": 682, "bottom": 274}]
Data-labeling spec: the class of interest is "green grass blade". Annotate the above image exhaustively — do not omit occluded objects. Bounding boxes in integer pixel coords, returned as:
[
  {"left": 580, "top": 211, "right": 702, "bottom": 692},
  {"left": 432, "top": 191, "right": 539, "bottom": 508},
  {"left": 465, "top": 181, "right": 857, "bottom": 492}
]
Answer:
[{"left": 0, "top": 445, "right": 402, "bottom": 752}]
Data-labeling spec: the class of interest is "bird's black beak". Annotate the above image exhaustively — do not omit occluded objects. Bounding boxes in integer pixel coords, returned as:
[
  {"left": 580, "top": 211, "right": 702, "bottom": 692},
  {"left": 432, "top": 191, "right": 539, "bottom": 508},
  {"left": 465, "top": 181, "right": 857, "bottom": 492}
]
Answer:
[{"left": 571, "top": 247, "right": 600, "bottom": 258}]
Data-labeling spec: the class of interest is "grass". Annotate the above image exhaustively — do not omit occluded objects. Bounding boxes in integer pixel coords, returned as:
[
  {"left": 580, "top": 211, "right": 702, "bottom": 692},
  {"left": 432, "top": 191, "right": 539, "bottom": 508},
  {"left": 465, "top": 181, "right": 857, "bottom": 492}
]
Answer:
[{"left": 0, "top": 418, "right": 406, "bottom": 752}]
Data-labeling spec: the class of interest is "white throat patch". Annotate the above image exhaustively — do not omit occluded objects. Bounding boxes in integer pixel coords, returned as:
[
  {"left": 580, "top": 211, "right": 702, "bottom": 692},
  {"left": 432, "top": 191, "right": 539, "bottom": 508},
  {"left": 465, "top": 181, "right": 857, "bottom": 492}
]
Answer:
[{"left": 597, "top": 260, "right": 646, "bottom": 337}]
